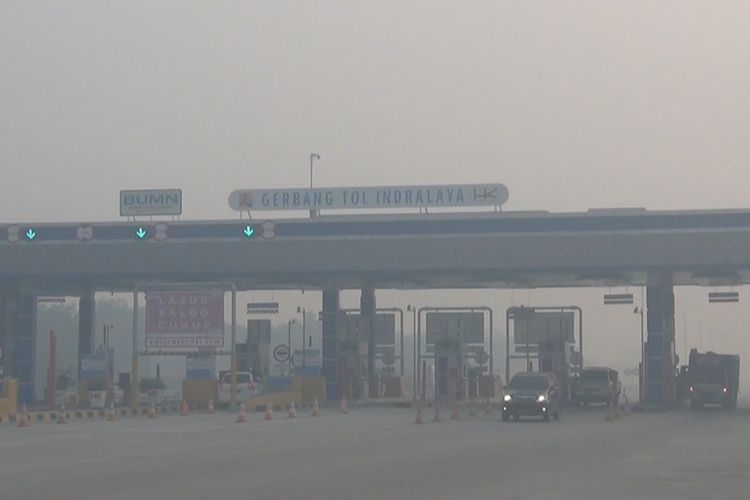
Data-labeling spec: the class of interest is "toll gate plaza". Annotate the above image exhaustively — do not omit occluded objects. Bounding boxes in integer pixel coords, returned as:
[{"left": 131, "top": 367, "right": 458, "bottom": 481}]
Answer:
[{"left": 3, "top": 198, "right": 750, "bottom": 408}]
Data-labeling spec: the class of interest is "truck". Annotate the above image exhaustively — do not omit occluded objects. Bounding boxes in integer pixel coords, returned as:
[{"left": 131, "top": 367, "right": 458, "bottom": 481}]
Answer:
[
  {"left": 572, "top": 367, "right": 621, "bottom": 407},
  {"left": 687, "top": 349, "right": 739, "bottom": 409}
]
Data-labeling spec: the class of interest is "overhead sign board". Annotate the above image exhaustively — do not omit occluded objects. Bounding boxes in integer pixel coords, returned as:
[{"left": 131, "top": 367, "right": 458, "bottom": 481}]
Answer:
[
  {"left": 120, "top": 189, "right": 182, "bottom": 216},
  {"left": 246, "top": 302, "right": 280, "bottom": 315},
  {"left": 426, "top": 312, "right": 484, "bottom": 344},
  {"left": 514, "top": 312, "right": 575, "bottom": 345},
  {"left": 228, "top": 184, "right": 509, "bottom": 211},
  {"left": 145, "top": 291, "right": 225, "bottom": 348},
  {"left": 343, "top": 313, "right": 396, "bottom": 344}
]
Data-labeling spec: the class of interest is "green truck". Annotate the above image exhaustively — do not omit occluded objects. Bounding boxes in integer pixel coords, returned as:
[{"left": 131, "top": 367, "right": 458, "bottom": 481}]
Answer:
[{"left": 687, "top": 349, "right": 740, "bottom": 409}]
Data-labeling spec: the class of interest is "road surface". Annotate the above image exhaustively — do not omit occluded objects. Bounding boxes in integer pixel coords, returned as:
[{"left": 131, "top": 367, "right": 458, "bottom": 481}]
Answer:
[{"left": 1, "top": 405, "right": 748, "bottom": 500}]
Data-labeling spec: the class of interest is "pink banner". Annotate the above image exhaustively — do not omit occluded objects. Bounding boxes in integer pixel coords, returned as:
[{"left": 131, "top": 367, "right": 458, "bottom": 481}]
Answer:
[{"left": 145, "top": 291, "right": 225, "bottom": 342}]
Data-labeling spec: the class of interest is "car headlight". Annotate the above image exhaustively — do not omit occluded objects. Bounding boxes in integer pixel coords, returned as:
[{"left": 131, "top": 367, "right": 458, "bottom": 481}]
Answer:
[
  {"left": 503, "top": 394, "right": 512, "bottom": 402},
  {"left": 537, "top": 395, "right": 547, "bottom": 402}
]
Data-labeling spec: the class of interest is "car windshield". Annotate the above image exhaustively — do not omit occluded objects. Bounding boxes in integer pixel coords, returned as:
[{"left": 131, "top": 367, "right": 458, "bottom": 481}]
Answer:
[
  {"left": 509, "top": 375, "right": 549, "bottom": 391},
  {"left": 581, "top": 371, "right": 609, "bottom": 382},
  {"left": 222, "top": 373, "right": 252, "bottom": 384}
]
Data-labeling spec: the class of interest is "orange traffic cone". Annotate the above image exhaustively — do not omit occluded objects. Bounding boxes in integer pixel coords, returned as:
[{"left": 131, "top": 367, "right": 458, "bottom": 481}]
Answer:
[
  {"left": 57, "top": 405, "right": 68, "bottom": 425},
  {"left": 484, "top": 400, "right": 493, "bottom": 416},
  {"left": 264, "top": 402, "right": 273, "bottom": 421},
  {"left": 236, "top": 403, "right": 248, "bottom": 423},
  {"left": 433, "top": 401, "right": 442, "bottom": 422},
  {"left": 17, "top": 405, "right": 29, "bottom": 428},
  {"left": 415, "top": 400, "right": 424, "bottom": 424},
  {"left": 339, "top": 397, "right": 348, "bottom": 415},
  {"left": 147, "top": 403, "right": 158, "bottom": 419},
  {"left": 311, "top": 398, "right": 320, "bottom": 417},
  {"left": 288, "top": 402, "right": 297, "bottom": 418},
  {"left": 207, "top": 399, "right": 215, "bottom": 414},
  {"left": 451, "top": 405, "right": 460, "bottom": 420},
  {"left": 179, "top": 399, "right": 190, "bottom": 416},
  {"left": 622, "top": 389, "right": 631, "bottom": 416},
  {"left": 106, "top": 403, "right": 118, "bottom": 421}
]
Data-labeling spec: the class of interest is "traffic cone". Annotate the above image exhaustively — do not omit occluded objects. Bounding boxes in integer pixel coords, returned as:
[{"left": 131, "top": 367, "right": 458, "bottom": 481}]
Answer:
[
  {"left": 264, "top": 402, "right": 273, "bottom": 421},
  {"left": 433, "top": 401, "right": 442, "bottom": 422},
  {"left": 17, "top": 405, "right": 29, "bottom": 428},
  {"left": 468, "top": 400, "right": 478, "bottom": 417},
  {"left": 415, "top": 399, "right": 424, "bottom": 424},
  {"left": 287, "top": 401, "right": 297, "bottom": 418},
  {"left": 207, "top": 399, "right": 215, "bottom": 415},
  {"left": 57, "top": 404, "right": 68, "bottom": 424},
  {"left": 451, "top": 405, "right": 460, "bottom": 420},
  {"left": 236, "top": 403, "right": 248, "bottom": 423},
  {"left": 106, "top": 403, "right": 118, "bottom": 421},
  {"left": 179, "top": 399, "right": 190, "bottom": 416},
  {"left": 147, "top": 402, "right": 158, "bottom": 419},
  {"left": 339, "top": 397, "right": 348, "bottom": 415},
  {"left": 311, "top": 398, "right": 320, "bottom": 417},
  {"left": 622, "top": 389, "right": 631, "bottom": 416},
  {"left": 606, "top": 400, "right": 615, "bottom": 422}
]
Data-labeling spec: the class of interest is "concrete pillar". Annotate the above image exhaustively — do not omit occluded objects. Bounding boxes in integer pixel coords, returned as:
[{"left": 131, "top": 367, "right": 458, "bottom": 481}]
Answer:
[
  {"left": 0, "top": 286, "right": 37, "bottom": 404},
  {"left": 78, "top": 289, "right": 96, "bottom": 380},
  {"left": 360, "top": 288, "right": 377, "bottom": 398},
  {"left": 645, "top": 284, "right": 676, "bottom": 405},
  {"left": 0, "top": 289, "right": 13, "bottom": 379},
  {"left": 321, "top": 289, "right": 340, "bottom": 401}
]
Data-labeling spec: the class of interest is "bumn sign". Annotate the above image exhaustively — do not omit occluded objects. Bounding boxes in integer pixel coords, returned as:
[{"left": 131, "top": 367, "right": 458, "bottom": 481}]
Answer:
[{"left": 120, "top": 189, "right": 182, "bottom": 216}]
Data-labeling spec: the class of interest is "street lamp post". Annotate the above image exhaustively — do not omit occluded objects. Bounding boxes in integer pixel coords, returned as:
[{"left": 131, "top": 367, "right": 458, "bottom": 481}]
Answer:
[
  {"left": 309, "top": 153, "right": 320, "bottom": 217},
  {"left": 634, "top": 306, "right": 645, "bottom": 403},
  {"left": 310, "top": 153, "right": 320, "bottom": 188},
  {"left": 407, "top": 305, "right": 417, "bottom": 399},
  {"left": 287, "top": 319, "right": 296, "bottom": 378},
  {"left": 297, "top": 306, "right": 307, "bottom": 403}
]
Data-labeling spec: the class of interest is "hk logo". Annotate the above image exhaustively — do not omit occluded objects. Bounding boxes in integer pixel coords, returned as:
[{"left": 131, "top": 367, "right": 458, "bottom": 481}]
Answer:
[
  {"left": 154, "top": 223, "right": 169, "bottom": 241},
  {"left": 261, "top": 220, "right": 276, "bottom": 239},
  {"left": 6, "top": 226, "right": 19, "bottom": 243},
  {"left": 76, "top": 226, "right": 94, "bottom": 241}
]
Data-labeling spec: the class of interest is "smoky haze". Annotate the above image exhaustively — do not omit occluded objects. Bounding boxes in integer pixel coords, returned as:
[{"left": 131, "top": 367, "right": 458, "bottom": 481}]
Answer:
[
  {"left": 1, "top": 1, "right": 749, "bottom": 222},
  {"left": 2, "top": 1, "right": 750, "bottom": 387}
]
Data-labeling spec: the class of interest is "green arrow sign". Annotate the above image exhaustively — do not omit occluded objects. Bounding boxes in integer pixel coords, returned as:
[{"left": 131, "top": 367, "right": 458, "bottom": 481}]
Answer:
[
  {"left": 243, "top": 226, "right": 255, "bottom": 238},
  {"left": 25, "top": 229, "right": 36, "bottom": 240},
  {"left": 135, "top": 227, "right": 147, "bottom": 239}
]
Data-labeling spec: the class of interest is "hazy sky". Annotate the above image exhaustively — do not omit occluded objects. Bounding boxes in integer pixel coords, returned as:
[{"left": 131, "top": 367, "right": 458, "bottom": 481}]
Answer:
[
  {"left": 2, "top": 1, "right": 749, "bottom": 222},
  {"left": 5, "top": 2, "right": 750, "bottom": 392}
]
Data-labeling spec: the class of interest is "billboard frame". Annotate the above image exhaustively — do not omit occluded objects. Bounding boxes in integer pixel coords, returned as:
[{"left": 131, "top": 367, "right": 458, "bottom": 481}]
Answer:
[
  {"left": 505, "top": 306, "right": 584, "bottom": 385},
  {"left": 416, "top": 306, "right": 494, "bottom": 401},
  {"left": 340, "top": 307, "right": 404, "bottom": 377},
  {"left": 131, "top": 282, "right": 238, "bottom": 411}
]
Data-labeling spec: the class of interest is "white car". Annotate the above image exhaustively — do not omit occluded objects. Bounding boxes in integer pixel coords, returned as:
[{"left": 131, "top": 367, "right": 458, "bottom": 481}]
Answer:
[{"left": 217, "top": 371, "right": 260, "bottom": 406}]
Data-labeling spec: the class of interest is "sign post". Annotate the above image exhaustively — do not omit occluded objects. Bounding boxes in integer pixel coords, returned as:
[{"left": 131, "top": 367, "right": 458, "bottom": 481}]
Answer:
[
  {"left": 120, "top": 189, "right": 182, "bottom": 217},
  {"left": 131, "top": 283, "right": 238, "bottom": 412},
  {"left": 229, "top": 184, "right": 509, "bottom": 212}
]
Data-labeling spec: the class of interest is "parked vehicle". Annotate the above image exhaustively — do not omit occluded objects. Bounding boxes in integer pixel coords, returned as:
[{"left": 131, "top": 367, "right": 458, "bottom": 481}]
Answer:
[
  {"left": 217, "top": 371, "right": 261, "bottom": 406},
  {"left": 502, "top": 372, "right": 561, "bottom": 422},
  {"left": 687, "top": 349, "right": 739, "bottom": 409},
  {"left": 574, "top": 367, "right": 621, "bottom": 407}
]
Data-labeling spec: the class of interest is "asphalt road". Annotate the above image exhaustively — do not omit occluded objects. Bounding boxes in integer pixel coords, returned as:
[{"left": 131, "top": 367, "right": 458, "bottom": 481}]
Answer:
[{"left": 1, "top": 404, "right": 749, "bottom": 500}]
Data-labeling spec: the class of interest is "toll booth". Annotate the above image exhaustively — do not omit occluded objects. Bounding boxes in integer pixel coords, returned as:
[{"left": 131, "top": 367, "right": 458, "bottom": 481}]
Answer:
[
  {"left": 424, "top": 310, "right": 491, "bottom": 402},
  {"left": 337, "top": 310, "right": 404, "bottom": 400},
  {"left": 506, "top": 306, "right": 583, "bottom": 403},
  {"left": 337, "top": 315, "right": 369, "bottom": 401},
  {"left": 538, "top": 337, "right": 575, "bottom": 402},
  {"left": 434, "top": 338, "right": 467, "bottom": 400},
  {"left": 240, "top": 319, "right": 271, "bottom": 379}
]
